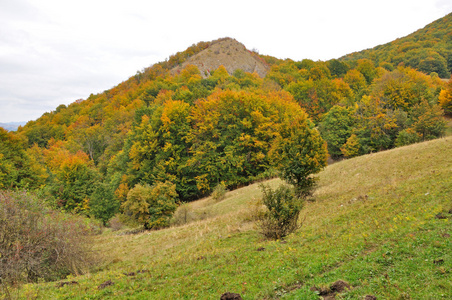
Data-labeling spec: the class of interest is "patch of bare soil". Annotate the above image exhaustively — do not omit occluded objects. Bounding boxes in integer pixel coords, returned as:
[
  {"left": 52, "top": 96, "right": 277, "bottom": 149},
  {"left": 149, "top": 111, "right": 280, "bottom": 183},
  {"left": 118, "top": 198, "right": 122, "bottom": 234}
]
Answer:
[
  {"left": 98, "top": 280, "right": 114, "bottom": 290},
  {"left": 311, "top": 280, "right": 351, "bottom": 299},
  {"left": 220, "top": 291, "right": 243, "bottom": 300},
  {"left": 172, "top": 38, "right": 269, "bottom": 78}
]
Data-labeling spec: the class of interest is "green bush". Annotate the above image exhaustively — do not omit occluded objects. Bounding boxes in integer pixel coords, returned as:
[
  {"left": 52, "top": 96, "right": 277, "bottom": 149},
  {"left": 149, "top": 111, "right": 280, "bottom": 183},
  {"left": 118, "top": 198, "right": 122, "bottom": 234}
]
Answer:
[
  {"left": 395, "top": 128, "right": 420, "bottom": 147},
  {"left": 122, "top": 181, "right": 178, "bottom": 230},
  {"left": 0, "top": 190, "right": 97, "bottom": 286},
  {"left": 257, "top": 184, "right": 303, "bottom": 240}
]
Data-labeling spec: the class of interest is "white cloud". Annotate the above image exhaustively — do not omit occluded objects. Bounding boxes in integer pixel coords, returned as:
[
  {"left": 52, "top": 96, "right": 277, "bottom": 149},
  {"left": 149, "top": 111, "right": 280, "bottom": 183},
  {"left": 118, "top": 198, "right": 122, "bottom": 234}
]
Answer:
[{"left": 0, "top": 0, "right": 450, "bottom": 122}]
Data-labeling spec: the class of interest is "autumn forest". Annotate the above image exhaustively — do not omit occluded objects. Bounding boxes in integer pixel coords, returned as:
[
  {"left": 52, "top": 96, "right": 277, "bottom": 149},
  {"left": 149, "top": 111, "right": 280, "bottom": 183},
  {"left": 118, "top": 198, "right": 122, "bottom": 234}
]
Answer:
[{"left": 1, "top": 13, "right": 452, "bottom": 228}]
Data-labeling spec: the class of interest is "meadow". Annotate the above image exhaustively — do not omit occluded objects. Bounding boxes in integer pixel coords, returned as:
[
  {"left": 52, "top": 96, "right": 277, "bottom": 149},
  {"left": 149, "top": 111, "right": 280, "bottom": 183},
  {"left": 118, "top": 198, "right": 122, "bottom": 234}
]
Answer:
[{"left": 9, "top": 136, "right": 452, "bottom": 299}]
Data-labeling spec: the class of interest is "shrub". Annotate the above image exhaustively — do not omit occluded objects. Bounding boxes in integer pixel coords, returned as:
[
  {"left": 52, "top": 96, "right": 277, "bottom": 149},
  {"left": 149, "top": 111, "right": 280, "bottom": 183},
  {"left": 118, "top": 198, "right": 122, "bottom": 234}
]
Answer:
[
  {"left": 0, "top": 190, "right": 97, "bottom": 286},
  {"left": 257, "top": 184, "right": 303, "bottom": 240},
  {"left": 211, "top": 183, "right": 227, "bottom": 202},
  {"left": 395, "top": 128, "right": 420, "bottom": 147},
  {"left": 108, "top": 214, "right": 125, "bottom": 231},
  {"left": 170, "top": 203, "right": 196, "bottom": 226},
  {"left": 122, "top": 181, "right": 178, "bottom": 230}
]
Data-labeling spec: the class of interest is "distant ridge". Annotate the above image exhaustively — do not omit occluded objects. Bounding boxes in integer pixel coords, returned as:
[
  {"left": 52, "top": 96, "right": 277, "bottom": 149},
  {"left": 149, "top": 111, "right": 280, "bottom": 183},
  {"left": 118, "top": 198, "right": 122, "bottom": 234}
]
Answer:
[
  {"left": 171, "top": 37, "right": 270, "bottom": 78},
  {"left": 0, "top": 122, "right": 26, "bottom": 131}
]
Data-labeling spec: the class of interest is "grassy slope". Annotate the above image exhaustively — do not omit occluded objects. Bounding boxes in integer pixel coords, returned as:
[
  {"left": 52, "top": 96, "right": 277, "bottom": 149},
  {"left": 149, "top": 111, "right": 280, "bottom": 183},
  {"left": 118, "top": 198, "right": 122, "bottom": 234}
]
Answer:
[{"left": 15, "top": 137, "right": 452, "bottom": 299}]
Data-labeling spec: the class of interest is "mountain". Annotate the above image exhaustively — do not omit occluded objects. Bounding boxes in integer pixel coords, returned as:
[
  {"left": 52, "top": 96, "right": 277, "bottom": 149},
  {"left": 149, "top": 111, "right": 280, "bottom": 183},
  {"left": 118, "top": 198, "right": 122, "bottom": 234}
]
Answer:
[
  {"left": 340, "top": 12, "right": 452, "bottom": 78},
  {"left": 171, "top": 37, "right": 269, "bottom": 77},
  {"left": 11, "top": 14, "right": 450, "bottom": 212},
  {"left": 0, "top": 121, "right": 26, "bottom": 131}
]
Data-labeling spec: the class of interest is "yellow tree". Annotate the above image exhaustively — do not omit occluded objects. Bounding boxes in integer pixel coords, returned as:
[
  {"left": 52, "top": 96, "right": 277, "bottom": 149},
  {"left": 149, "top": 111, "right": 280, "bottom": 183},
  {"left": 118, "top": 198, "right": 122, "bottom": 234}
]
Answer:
[{"left": 439, "top": 76, "right": 452, "bottom": 115}]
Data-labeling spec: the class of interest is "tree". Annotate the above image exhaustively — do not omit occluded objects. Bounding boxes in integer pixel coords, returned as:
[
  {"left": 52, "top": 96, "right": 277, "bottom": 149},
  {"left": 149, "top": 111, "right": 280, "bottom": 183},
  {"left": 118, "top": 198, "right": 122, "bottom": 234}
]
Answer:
[
  {"left": 341, "top": 134, "right": 361, "bottom": 158},
  {"left": 271, "top": 113, "right": 328, "bottom": 197},
  {"left": 188, "top": 90, "right": 300, "bottom": 193},
  {"left": 343, "top": 69, "right": 367, "bottom": 100},
  {"left": 357, "top": 59, "right": 377, "bottom": 84},
  {"left": 43, "top": 143, "right": 100, "bottom": 212},
  {"left": 0, "top": 128, "right": 45, "bottom": 189},
  {"left": 89, "top": 182, "right": 120, "bottom": 225},
  {"left": 122, "top": 182, "right": 178, "bottom": 229},
  {"left": 319, "top": 105, "right": 356, "bottom": 158},
  {"left": 409, "top": 99, "right": 446, "bottom": 141},
  {"left": 438, "top": 75, "right": 452, "bottom": 115}
]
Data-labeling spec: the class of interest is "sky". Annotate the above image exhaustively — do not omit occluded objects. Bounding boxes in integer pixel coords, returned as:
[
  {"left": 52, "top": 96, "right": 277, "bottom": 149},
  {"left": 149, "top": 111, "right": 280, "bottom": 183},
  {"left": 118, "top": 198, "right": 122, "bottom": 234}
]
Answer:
[{"left": 0, "top": 0, "right": 451, "bottom": 123}]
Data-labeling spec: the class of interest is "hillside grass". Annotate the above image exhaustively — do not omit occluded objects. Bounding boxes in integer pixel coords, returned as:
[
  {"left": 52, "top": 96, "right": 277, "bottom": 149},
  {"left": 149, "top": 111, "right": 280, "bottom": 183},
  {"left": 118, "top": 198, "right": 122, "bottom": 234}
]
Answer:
[{"left": 8, "top": 137, "right": 452, "bottom": 299}]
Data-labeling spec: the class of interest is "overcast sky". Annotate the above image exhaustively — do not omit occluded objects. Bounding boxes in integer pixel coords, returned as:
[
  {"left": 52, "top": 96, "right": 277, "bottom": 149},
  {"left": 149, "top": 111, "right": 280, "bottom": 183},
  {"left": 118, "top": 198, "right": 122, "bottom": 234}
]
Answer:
[{"left": 1, "top": 0, "right": 451, "bottom": 123}]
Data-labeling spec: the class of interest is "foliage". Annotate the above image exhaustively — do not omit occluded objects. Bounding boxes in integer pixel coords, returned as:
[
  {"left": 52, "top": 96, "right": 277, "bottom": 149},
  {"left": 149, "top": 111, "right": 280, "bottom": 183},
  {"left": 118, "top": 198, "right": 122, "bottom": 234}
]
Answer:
[
  {"left": 122, "top": 182, "right": 178, "bottom": 229},
  {"left": 271, "top": 114, "right": 328, "bottom": 197},
  {"left": 319, "top": 105, "right": 356, "bottom": 158},
  {"left": 341, "top": 134, "right": 361, "bottom": 158},
  {"left": 5, "top": 27, "right": 450, "bottom": 226},
  {"left": 257, "top": 184, "right": 303, "bottom": 240},
  {"left": 341, "top": 13, "right": 452, "bottom": 77},
  {"left": 89, "top": 182, "right": 120, "bottom": 225},
  {"left": 43, "top": 143, "right": 100, "bottom": 213},
  {"left": 0, "top": 128, "right": 46, "bottom": 190},
  {"left": 395, "top": 128, "right": 421, "bottom": 147},
  {"left": 438, "top": 75, "right": 452, "bottom": 115},
  {"left": 211, "top": 182, "right": 227, "bottom": 202},
  {"left": 188, "top": 90, "right": 300, "bottom": 193},
  {"left": 0, "top": 190, "right": 97, "bottom": 286},
  {"left": 409, "top": 99, "right": 446, "bottom": 141},
  {"left": 169, "top": 203, "right": 196, "bottom": 226}
]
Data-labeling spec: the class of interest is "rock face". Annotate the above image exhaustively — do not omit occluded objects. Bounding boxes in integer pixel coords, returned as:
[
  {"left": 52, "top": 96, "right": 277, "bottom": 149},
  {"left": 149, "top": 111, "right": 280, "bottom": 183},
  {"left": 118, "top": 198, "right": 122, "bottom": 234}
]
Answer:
[{"left": 172, "top": 37, "right": 269, "bottom": 78}]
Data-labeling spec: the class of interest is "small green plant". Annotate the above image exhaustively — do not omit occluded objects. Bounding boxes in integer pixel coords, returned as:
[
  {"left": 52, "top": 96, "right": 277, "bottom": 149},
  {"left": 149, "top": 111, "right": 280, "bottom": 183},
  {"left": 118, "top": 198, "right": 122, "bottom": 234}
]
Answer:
[
  {"left": 211, "top": 183, "right": 227, "bottom": 202},
  {"left": 257, "top": 184, "right": 303, "bottom": 240}
]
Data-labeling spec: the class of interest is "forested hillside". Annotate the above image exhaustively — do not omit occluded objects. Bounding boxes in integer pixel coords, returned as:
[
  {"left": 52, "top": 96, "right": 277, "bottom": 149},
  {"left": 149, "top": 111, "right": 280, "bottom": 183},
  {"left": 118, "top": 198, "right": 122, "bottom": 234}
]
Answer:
[
  {"left": 340, "top": 12, "right": 452, "bottom": 78},
  {"left": 1, "top": 13, "right": 451, "bottom": 227}
]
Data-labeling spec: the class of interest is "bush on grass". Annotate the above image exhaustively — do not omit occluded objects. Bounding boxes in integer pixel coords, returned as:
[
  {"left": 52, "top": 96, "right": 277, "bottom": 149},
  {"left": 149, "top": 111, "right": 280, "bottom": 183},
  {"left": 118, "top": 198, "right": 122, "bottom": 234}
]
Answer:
[
  {"left": 211, "top": 183, "right": 227, "bottom": 202},
  {"left": 0, "top": 190, "right": 98, "bottom": 286},
  {"left": 257, "top": 184, "right": 303, "bottom": 240}
]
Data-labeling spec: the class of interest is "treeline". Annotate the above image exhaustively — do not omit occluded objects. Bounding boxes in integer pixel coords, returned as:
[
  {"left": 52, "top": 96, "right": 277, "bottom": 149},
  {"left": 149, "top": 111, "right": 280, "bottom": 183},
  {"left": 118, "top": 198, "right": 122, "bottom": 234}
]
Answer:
[
  {"left": 341, "top": 12, "right": 452, "bottom": 78},
  {"left": 1, "top": 37, "right": 450, "bottom": 226}
]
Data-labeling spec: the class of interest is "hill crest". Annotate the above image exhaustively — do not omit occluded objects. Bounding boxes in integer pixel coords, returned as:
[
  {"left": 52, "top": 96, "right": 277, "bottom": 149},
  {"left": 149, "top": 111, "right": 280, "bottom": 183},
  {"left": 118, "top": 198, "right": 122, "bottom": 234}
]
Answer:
[{"left": 170, "top": 37, "right": 270, "bottom": 77}]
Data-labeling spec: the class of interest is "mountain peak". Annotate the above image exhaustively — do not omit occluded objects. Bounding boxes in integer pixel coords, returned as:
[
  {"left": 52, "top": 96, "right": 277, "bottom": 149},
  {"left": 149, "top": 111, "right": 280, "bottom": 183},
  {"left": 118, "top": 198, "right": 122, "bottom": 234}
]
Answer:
[{"left": 171, "top": 37, "right": 269, "bottom": 78}]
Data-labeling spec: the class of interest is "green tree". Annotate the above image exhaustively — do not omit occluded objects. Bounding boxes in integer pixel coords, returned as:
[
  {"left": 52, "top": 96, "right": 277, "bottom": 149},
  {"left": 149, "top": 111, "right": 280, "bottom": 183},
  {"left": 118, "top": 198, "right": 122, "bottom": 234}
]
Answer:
[
  {"left": 319, "top": 105, "right": 356, "bottom": 158},
  {"left": 271, "top": 114, "right": 328, "bottom": 197},
  {"left": 357, "top": 59, "right": 377, "bottom": 84},
  {"left": 0, "top": 128, "right": 45, "bottom": 189},
  {"left": 89, "top": 182, "right": 120, "bottom": 225},
  {"left": 122, "top": 182, "right": 178, "bottom": 229}
]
